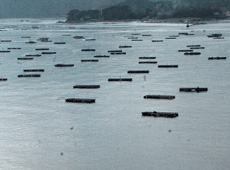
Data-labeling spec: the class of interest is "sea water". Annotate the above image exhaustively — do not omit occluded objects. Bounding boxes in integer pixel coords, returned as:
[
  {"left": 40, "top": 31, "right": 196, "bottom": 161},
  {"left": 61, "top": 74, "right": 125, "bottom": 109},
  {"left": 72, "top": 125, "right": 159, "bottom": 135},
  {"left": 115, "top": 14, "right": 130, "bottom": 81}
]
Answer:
[{"left": 0, "top": 19, "right": 229, "bottom": 170}]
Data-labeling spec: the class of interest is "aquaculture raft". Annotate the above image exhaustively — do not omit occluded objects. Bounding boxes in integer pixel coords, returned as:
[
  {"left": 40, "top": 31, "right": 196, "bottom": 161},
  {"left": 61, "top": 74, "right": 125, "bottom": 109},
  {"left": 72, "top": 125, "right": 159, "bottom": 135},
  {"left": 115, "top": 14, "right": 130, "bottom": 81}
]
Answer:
[
  {"left": 127, "top": 70, "right": 149, "bottom": 74},
  {"left": 24, "top": 69, "right": 44, "bottom": 72},
  {"left": 73, "top": 85, "right": 100, "bottom": 89},
  {"left": 142, "top": 111, "right": 178, "bottom": 118},
  {"left": 108, "top": 78, "right": 132, "bottom": 82},
  {"left": 65, "top": 98, "right": 96, "bottom": 104},
  {"left": 158, "top": 65, "right": 178, "bottom": 68},
  {"left": 144, "top": 95, "right": 175, "bottom": 100},
  {"left": 179, "top": 87, "right": 208, "bottom": 92},
  {"left": 55, "top": 64, "right": 74, "bottom": 67},
  {"left": 18, "top": 74, "right": 41, "bottom": 78}
]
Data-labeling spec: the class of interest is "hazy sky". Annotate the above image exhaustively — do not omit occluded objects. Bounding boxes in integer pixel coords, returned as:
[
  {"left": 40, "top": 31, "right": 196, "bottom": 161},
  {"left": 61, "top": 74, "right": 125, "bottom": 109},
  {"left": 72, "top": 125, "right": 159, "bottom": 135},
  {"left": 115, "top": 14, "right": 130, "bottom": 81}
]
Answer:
[{"left": 0, "top": 0, "right": 125, "bottom": 18}]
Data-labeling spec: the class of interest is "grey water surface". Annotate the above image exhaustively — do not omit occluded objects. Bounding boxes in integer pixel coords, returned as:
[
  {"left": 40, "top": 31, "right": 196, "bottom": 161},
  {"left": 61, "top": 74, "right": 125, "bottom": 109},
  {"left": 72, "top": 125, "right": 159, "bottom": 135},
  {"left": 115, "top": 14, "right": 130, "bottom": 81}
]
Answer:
[{"left": 0, "top": 19, "right": 229, "bottom": 170}]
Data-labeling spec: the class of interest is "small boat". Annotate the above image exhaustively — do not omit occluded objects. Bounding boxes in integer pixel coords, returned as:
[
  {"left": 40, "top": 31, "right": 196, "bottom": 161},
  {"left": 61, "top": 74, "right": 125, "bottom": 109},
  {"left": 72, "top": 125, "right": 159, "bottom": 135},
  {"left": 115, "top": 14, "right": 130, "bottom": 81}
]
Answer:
[
  {"left": 179, "top": 87, "right": 208, "bottom": 92},
  {"left": 142, "top": 111, "right": 178, "bottom": 118},
  {"left": 18, "top": 74, "right": 41, "bottom": 78},
  {"left": 73, "top": 36, "right": 85, "bottom": 39},
  {"left": 158, "top": 65, "right": 178, "bottom": 68},
  {"left": 55, "top": 64, "right": 74, "bottom": 67},
  {"left": 73, "top": 85, "right": 100, "bottom": 89},
  {"left": 144, "top": 95, "right": 175, "bottom": 100},
  {"left": 108, "top": 78, "right": 132, "bottom": 82},
  {"left": 26, "top": 41, "right": 37, "bottom": 44},
  {"left": 127, "top": 70, "right": 149, "bottom": 74},
  {"left": 37, "top": 37, "right": 52, "bottom": 42},
  {"left": 208, "top": 57, "right": 226, "bottom": 60},
  {"left": 65, "top": 98, "right": 95, "bottom": 103}
]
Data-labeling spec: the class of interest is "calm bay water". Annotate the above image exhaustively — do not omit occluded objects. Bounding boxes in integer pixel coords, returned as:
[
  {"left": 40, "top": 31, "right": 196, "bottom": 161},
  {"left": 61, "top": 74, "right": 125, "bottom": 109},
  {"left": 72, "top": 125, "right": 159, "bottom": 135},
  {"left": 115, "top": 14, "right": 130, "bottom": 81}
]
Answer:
[{"left": 0, "top": 19, "right": 229, "bottom": 170}]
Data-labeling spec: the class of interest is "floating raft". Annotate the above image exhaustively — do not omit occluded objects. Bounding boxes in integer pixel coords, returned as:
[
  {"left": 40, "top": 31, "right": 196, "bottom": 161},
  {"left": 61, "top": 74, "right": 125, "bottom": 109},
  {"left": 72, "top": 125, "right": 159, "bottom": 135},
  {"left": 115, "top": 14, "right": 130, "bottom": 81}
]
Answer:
[
  {"left": 94, "top": 55, "right": 110, "bottom": 58},
  {"left": 108, "top": 78, "right": 132, "bottom": 82},
  {"left": 144, "top": 95, "right": 175, "bottom": 100},
  {"left": 119, "top": 45, "right": 132, "bottom": 48},
  {"left": 0, "top": 78, "right": 8, "bottom": 81},
  {"left": 190, "top": 47, "right": 205, "bottom": 49},
  {"left": 81, "top": 60, "right": 98, "bottom": 62},
  {"left": 21, "top": 36, "right": 31, "bottom": 38},
  {"left": 128, "top": 70, "right": 149, "bottom": 74},
  {"left": 73, "top": 85, "right": 100, "bottom": 89},
  {"left": 184, "top": 52, "right": 201, "bottom": 55},
  {"left": 132, "top": 39, "right": 142, "bottom": 41},
  {"left": 152, "top": 40, "right": 163, "bottom": 42},
  {"left": 1, "top": 40, "right": 12, "bottom": 42},
  {"left": 35, "top": 48, "right": 49, "bottom": 51},
  {"left": 65, "top": 98, "right": 95, "bottom": 104},
  {"left": 0, "top": 50, "right": 10, "bottom": 53},
  {"left": 42, "top": 52, "right": 56, "bottom": 54},
  {"left": 179, "top": 87, "right": 208, "bottom": 92},
  {"left": 23, "top": 69, "right": 45, "bottom": 72},
  {"left": 208, "top": 57, "right": 226, "bottom": 60},
  {"left": 108, "top": 50, "right": 122, "bottom": 53},
  {"left": 187, "top": 45, "right": 201, "bottom": 47},
  {"left": 85, "top": 39, "right": 96, "bottom": 41},
  {"left": 7, "top": 48, "right": 21, "bottom": 50},
  {"left": 110, "top": 52, "right": 126, "bottom": 55},
  {"left": 207, "top": 33, "right": 222, "bottom": 38},
  {"left": 18, "top": 57, "right": 33, "bottom": 60},
  {"left": 139, "top": 57, "right": 156, "bottom": 59},
  {"left": 142, "top": 111, "right": 178, "bottom": 118},
  {"left": 158, "top": 65, "right": 178, "bottom": 68},
  {"left": 81, "top": 49, "right": 95, "bottom": 52},
  {"left": 165, "top": 37, "right": 176, "bottom": 39},
  {"left": 55, "top": 64, "right": 74, "bottom": 67},
  {"left": 54, "top": 42, "right": 66, "bottom": 44},
  {"left": 142, "top": 34, "right": 151, "bottom": 36},
  {"left": 25, "top": 54, "right": 41, "bottom": 57},
  {"left": 139, "top": 61, "right": 157, "bottom": 64},
  {"left": 178, "top": 50, "right": 193, "bottom": 52},
  {"left": 18, "top": 74, "right": 41, "bottom": 78}
]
